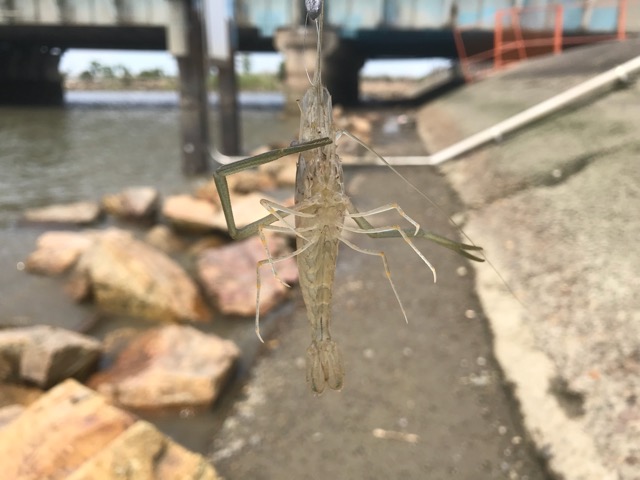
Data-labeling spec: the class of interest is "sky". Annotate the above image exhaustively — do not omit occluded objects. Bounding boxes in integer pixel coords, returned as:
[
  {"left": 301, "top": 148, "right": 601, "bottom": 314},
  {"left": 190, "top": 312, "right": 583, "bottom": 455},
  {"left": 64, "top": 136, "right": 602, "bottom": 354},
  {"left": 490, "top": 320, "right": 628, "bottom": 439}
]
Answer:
[{"left": 60, "top": 49, "right": 450, "bottom": 78}]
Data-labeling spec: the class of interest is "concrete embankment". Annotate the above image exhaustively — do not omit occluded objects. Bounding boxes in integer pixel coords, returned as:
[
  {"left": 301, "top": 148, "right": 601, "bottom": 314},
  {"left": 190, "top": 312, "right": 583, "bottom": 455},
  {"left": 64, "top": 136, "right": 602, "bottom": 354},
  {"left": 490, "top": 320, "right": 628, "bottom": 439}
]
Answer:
[{"left": 418, "top": 39, "right": 640, "bottom": 480}]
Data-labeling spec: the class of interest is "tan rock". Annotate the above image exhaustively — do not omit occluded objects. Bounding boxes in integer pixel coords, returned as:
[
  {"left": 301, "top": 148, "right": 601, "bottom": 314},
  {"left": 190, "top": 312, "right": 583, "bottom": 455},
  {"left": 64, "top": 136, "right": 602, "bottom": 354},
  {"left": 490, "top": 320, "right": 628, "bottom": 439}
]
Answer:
[
  {"left": 162, "top": 194, "right": 219, "bottom": 232},
  {"left": 67, "top": 420, "right": 219, "bottom": 480},
  {"left": 276, "top": 160, "right": 298, "bottom": 186},
  {"left": 101, "top": 186, "right": 159, "bottom": 219},
  {"left": 349, "top": 114, "right": 372, "bottom": 136},
  {"left": 23, "top": 201, "right": 102, "bottom": 225},
  {"left": 0, "top": 383, "right": 42, "bottom": 409},
  {"left": 0, "top": 379, "right": 136, "bottom": 480},
  {"left": 89, "top": 325, "right": 239, "bottom": 409},
  {"left": 228, "top": 169, "right": 277, "bottom": 193},
  {"left": 197, "top": 235, "right": 298, "bottom": 316},
  {"left": 193, "top": 179, "right": 221, "bottom": 205},
  {"left": 210, "top": 192, "right": 279, "bottom": 233},
  {"left": 0, "top": 404, "right": 24, "bottom": 430},
  {"left": 144, "top": 224, "right": 187, "bottom": 253},
  {"left": 0, "top": 325, "right": 101, "bottom": 388},
  {"left": 188, "top": 235, "right": 228, "bottom": 256},
  {"left": 64, "top": 270, "right": 93, "bottom": 303},
  {"left": 25, "top": 231, "right": 94, "bottom": 275},
  {"left": 83, "top": 229, "right": 211, "bottom": 323}
]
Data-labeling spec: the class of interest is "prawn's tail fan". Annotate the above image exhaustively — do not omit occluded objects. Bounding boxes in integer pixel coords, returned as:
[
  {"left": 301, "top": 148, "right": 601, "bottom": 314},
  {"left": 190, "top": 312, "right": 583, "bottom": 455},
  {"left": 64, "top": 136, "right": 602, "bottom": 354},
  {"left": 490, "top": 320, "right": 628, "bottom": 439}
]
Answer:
[{"left": 306, "top": 339, "right": 344, "bottom": 394}]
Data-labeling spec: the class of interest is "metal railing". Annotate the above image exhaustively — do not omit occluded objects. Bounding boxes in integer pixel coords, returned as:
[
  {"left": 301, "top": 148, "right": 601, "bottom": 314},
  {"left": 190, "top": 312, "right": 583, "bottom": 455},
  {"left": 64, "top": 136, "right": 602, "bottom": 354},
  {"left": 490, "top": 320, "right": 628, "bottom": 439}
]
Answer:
[{"left": 454, "top": 0, "right": 640, "bottom": 81}]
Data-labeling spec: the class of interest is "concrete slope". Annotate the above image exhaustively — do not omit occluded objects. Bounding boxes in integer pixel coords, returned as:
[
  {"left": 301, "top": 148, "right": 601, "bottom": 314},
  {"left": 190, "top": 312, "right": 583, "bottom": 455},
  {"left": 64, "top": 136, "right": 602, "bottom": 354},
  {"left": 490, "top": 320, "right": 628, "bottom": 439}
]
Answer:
[{"left": 418, "top": 39, "right": 640, "bottom": 480}]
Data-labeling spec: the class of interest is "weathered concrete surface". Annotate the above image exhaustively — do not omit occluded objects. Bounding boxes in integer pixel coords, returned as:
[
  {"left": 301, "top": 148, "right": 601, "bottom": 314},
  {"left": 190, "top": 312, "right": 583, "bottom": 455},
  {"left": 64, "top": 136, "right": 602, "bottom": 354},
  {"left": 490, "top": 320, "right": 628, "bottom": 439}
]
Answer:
[{"left": 418, "top": 39, "right": 640, "bottom": 480}]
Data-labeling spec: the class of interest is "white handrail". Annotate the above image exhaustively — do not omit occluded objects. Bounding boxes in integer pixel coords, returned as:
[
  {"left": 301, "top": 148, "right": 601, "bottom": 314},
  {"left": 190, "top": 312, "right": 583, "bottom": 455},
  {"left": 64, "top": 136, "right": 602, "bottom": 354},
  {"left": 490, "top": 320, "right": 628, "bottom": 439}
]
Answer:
[{"left": 405, "top": 54, "right": 640, "bottom": 166}]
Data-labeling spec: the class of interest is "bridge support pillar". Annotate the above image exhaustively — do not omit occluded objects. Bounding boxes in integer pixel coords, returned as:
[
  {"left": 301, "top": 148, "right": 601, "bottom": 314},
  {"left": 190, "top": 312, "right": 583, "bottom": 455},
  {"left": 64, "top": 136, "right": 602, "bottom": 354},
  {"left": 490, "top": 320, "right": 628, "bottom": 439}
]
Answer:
[
  {"left": 0, "top": 45, "right": 64, "bottom": 105},
  {"left": 276, "top": 26, "right": 366, "bottom": 111},
  {"left": 175, "top": 0, "right": 210, "bottom": 175},
  {"left": 323, "top": 42, "right": 365, "bottom": 107}
]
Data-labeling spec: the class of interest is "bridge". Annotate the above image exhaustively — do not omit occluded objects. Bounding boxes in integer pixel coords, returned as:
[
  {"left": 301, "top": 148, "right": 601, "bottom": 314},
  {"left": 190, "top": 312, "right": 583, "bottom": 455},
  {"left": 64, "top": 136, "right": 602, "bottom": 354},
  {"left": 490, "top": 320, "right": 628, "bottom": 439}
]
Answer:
[{"left": 1, "top": 0, "right": 638, "bottom": 172}]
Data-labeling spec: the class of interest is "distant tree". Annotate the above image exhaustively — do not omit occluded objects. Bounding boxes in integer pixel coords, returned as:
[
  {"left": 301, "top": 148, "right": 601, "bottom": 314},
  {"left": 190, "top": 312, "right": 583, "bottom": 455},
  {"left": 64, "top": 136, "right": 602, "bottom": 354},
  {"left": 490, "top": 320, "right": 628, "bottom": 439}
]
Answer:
[
  {"left": 88, "top": 60, "right": 102, "bottom": 78},
  {"left": 138, "top": 68, "right": 165, "bottom": 80},
  {"left": 277, "top": 61, "right": 286, "bottom": 81},
  {"left": 241, "top": 53, "right": 251, "bottom": 75},
  {"left": 79, "top": 70, "right": 94, "bottom": 82}
]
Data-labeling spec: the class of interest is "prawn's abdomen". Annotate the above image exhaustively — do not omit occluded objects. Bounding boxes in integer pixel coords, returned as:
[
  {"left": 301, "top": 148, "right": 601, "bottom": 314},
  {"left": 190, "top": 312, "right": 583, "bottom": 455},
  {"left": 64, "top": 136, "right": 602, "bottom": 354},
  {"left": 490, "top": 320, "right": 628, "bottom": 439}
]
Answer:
[
  {"left": 296, "top": 227, "right": 339, "bottom": 338},
  {"left": 296, "top": 213, "right": 345, "bottom": 393}
]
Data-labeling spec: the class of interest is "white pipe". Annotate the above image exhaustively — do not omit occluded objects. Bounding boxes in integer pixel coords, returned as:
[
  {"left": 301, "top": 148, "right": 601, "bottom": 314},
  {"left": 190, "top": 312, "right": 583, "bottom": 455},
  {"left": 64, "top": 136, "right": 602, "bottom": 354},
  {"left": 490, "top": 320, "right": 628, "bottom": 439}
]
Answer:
[{"left": 414, "top": 54, "right": 640, "bottom": 166}]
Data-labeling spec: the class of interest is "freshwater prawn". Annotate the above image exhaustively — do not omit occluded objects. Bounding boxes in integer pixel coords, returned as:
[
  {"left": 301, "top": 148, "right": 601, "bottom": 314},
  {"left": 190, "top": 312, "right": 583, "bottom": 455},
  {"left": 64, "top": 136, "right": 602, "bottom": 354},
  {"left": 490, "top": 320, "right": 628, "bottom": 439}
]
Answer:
[{"left": 213, "top": 0, "right": 483, "bottom": 394}]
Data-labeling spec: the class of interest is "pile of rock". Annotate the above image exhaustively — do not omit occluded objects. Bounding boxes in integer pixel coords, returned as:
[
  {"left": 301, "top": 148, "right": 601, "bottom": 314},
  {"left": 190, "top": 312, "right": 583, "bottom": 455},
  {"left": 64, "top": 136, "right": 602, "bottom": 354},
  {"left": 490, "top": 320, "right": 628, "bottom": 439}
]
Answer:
[{"left": 3, "top": 159, "right": 305, "bottom": 476}]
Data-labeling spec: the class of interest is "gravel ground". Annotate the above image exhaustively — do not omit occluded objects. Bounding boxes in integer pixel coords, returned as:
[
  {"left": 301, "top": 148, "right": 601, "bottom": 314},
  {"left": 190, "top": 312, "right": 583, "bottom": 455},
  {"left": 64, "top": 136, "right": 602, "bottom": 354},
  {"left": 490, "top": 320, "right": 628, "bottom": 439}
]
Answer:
[{"left": 418, "top": 39, "right": 640, "bottom": 480}]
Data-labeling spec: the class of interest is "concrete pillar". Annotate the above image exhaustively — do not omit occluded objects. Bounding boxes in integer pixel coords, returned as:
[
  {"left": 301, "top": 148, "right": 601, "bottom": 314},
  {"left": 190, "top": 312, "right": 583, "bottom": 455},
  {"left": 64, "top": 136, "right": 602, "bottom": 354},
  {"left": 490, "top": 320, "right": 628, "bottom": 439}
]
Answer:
[
  {"left": 323, "top": 42, "right": 365, "bottom": 107},
  {"left": 175, "top": 0, "right": 210, "bottom": 175},
  {"left": 216, "top": 59, "right": 241, "bottom": 155},
  {"left": 0, "top": 45, "right": 64, "bottom": 105},
  {"left": 274, "top": 26, "right": 340, "bottom": 112}
]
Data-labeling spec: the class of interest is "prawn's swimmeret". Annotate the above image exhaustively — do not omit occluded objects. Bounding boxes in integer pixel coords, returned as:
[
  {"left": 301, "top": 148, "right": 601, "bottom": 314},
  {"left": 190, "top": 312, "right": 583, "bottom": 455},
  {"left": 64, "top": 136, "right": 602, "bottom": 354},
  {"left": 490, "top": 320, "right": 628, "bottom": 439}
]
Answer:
[{"left": 212, "top": 0, "right": 484, "bottom": 394}]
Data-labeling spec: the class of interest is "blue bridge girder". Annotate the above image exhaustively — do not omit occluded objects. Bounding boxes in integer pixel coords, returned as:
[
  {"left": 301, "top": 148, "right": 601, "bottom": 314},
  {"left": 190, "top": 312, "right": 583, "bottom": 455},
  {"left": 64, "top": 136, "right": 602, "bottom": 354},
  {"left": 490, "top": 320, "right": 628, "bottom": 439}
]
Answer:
[{"left": 0, "top": 0, "right": 637, "bottom": 57}]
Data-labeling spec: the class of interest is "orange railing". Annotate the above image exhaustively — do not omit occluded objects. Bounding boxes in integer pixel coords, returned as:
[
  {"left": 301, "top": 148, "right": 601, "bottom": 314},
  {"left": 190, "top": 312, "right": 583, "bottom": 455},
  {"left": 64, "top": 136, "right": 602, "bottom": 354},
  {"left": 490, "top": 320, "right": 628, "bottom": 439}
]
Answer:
[{"left": 455, "top": 0, "right": 639, "bottom": 82}]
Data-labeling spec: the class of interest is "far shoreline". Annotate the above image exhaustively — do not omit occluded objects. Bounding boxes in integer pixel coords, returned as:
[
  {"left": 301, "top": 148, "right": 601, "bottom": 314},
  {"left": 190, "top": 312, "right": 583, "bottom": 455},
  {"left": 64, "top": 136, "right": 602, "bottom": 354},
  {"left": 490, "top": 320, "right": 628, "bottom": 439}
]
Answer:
[{"left": 64, "top": 76, "right": 422, "bottom": 100}]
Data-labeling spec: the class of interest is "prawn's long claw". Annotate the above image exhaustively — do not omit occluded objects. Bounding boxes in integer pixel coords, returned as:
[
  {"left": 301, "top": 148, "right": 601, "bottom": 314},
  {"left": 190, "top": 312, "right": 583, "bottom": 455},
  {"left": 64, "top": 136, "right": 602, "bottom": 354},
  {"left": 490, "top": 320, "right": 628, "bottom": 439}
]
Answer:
[{"left": 419, "top": 230, "right": 485, "bottom": 263}]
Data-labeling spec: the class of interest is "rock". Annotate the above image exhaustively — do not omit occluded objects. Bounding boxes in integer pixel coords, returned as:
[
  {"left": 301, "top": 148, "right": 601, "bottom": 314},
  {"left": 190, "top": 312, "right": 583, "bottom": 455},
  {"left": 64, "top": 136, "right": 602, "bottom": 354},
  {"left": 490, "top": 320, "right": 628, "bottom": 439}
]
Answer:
[
  {"left": 349, "top": 114, "right": 373, "bottom": 136},
  {"left": 197, "top": 235, "right": 298, "bottom": 316},
  {"left": 23, "top": 201, "right": 102, "bottom": 225},
  {"left": 64, "top": 270, "right": 93, "bottom": 303},
  {"left": 89, "top": 325, "right": 239, "bottom": 409},
  {"left": 25, "top": 231, "right": 94, "bottom": 276},
  {"left": 162, "top": 194, "right": 219, "bottom": 232},
  {"left": 0, "top": 404, "right": 24, "bottom": 430},
  {"left": 0, "top": 379, "right": 136, "bottom": 479},
  {"left": 276, "top": 160, "right": 298, "bottom": 186},
  {"left": 228, "top": 169, "right": 277, "bottom": 193},
  {"left": 188, "top": 235, "right": 228, "bottom": 256},
  {"left": 82, "top": 229, "right": 211, "bottom": 323},
  {"left": 210, "top": 192, "right": 279, "bottom": 233},
  {"left": 0, "top": 383, "right": 42, "bottom": 408},
  {"left": 0, "top": 325, "right": 101, "bottom": 388},
  {"left": 193, "top": 179, "right": 221, "bottom": 205},
  {"left": 66, "top": 420, "right": 219, "bottom": 480},
  {"left": 0, "top": 379, "right": 219, "bottom": 479},
  {"left": 101, "top": 186, "right": 159, "bottom": 219},
  {"left": 144, "top": 224, "right": 187, "bottom": 254}
]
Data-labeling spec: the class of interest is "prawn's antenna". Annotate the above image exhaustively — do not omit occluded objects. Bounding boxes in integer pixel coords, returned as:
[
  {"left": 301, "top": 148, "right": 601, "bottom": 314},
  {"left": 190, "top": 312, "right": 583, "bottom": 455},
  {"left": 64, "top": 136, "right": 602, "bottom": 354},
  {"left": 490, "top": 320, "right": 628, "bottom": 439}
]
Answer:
[
  {"left": 306, "top": 0, "right": 323, "bottom": 87},
  {"left": 338, "top": 129, "right": 524, "bottom": 307}
]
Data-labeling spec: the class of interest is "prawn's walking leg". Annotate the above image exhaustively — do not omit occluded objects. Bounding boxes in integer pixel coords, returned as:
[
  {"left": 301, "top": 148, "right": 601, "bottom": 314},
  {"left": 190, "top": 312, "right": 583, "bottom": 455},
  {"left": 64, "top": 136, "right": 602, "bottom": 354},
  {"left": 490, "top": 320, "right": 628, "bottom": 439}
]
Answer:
[
  {"left": 345, "top": 201, "right": 484, "bottom": 262},
  {"left": 212, "top": 137, "right": 332, "bottom": 240}
]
